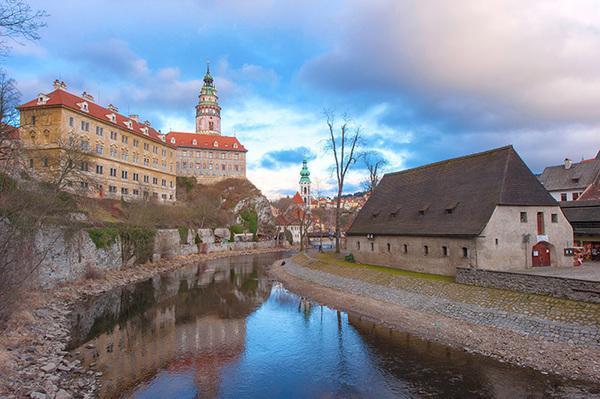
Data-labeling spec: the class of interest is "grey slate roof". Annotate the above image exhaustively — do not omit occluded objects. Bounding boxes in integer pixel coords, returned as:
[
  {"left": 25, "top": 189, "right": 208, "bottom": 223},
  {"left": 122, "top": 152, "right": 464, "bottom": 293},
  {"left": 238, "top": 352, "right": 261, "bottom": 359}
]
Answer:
[
  {"left": 347, "top": 146, "right": 557, "bottom": 237},
  {"left": 538, "top": 152, "right": 600, "bottom": 191},
  {"left": 560, "top": 200, "right": 600, "bottom": 236}
]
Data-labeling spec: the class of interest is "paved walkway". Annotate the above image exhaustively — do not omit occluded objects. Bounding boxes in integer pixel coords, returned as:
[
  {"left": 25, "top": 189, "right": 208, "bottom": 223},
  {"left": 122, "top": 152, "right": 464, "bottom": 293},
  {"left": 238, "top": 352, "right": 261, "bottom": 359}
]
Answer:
[
  {"left": 511, "top": 262, "right": 600, "bottom": 282},
  {"left": 284, "top": 254, "right": 600, "bottom": 347}
]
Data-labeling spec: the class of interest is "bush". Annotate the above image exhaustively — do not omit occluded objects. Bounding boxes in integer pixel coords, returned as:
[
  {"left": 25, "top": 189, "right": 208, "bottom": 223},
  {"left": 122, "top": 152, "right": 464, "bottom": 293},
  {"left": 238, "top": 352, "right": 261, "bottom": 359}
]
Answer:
[
  {"left": 239, "top": 208, "right": 258, "bottom": 234},
  {"left": 88, "top": 227, "right": 119, "bottom": 249},
  {"left": 178, "top": 226, "right": 189, "bottom": 244},
  {"left": 119, "top": 226, "right": 156, "bottom": 265},
  {"left": 344, "top": 254, "right": 356, "bottom": 263}
]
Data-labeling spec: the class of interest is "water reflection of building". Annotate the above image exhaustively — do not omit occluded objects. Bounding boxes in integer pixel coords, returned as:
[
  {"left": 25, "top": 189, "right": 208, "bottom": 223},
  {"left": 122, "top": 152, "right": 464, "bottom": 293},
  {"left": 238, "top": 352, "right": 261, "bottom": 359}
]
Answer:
[
  {"left": 70, "top": 254, "right": 273, "bottom": 398},
  {"left": 347, "top": 315, "right": 560, "bottom": 398}
]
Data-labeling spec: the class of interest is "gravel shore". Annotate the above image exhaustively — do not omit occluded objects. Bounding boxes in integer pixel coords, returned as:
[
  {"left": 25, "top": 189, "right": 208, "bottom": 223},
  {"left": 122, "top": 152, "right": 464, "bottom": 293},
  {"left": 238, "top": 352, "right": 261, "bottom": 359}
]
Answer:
[
  {"left": 0, "top": 247, "right": 290, "bottom": 399},
  {"left": 269, "top": 254, "right": 600, "bottom": 385}
]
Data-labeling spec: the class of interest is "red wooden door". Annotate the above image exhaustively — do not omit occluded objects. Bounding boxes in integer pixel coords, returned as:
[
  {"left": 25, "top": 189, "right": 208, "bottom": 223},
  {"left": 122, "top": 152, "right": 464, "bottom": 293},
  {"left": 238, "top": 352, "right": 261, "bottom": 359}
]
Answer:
[{"left": 532, "top": 242, "right": 551, "bottom": 267}]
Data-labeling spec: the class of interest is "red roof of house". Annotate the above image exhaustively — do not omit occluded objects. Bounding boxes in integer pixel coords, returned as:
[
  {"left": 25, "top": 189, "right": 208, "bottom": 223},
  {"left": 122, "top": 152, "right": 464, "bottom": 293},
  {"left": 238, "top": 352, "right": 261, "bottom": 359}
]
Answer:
[
  {"left": 18, "top": 88, "right": 173, "bottom": 147},
  {"left": 1, "top": 123, "right": 19, "bottom": 139},
  {"left": 165, "top": 131, "right": 246, "bottom": 152},
  {"left": 292, "top": 192, "right": 304, "bottom": 205}
]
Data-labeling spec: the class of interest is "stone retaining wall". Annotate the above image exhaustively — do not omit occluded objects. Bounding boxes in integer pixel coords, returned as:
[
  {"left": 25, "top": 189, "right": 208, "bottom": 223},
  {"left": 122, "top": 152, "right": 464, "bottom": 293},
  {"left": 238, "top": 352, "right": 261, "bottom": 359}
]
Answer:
[
  {"left": 30, "top": 224, "right": 279, "bottom": 288},
  {"left": 456, "top": 267, "right": 600, "bottom": 304}
]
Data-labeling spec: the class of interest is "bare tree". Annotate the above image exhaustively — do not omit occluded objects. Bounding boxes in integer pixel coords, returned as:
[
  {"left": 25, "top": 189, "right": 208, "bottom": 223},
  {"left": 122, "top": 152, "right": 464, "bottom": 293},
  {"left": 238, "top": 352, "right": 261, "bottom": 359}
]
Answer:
[
  {"left": 325, "top": 111, "right": 361, "bottom": 253},
  {"left": 296, "top": 206, "right": 313, "bottom": 252},
  {"left": 0, "top": 69, "right": 20, "bottom": 169},
  {"left": 0, "top": 0, "right": 47, "bottom": 55},
  {"left": 46, "top": 136, "right": 100, "bottom": 194},
  {"left": 361, "top": 151, "right": 388, "bottom": 194}
]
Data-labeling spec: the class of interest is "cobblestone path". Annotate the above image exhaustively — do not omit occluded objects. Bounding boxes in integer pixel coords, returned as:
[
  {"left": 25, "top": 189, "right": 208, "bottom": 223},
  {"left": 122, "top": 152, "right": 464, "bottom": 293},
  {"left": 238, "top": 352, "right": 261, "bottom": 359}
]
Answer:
[{"left": 284, "top": 253, "right": 600, "bottom": 346}]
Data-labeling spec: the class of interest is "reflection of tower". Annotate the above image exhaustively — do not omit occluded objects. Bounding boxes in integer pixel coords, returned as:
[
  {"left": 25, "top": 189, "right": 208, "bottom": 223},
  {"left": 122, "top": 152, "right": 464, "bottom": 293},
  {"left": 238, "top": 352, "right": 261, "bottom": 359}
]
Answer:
[
  {"left": 195, "top": 62, "right": 221, "bottom": 135},
  {"left": 299, "top": 159, "right": 311, "bottom": 207}
]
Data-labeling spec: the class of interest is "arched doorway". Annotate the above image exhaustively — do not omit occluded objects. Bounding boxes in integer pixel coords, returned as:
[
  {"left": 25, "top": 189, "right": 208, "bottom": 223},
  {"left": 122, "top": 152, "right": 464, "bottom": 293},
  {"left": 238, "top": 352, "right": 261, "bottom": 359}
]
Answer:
[{"left": 532, "top": 241, "right": 551, "bottom": 267}]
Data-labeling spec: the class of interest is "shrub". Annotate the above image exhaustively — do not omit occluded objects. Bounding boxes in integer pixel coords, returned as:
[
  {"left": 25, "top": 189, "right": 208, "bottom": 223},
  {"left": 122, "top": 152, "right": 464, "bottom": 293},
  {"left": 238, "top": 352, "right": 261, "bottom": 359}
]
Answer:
[
  {"left": 83, "top": 263, "right": 104, "bottom": 280},
  {"left": 239, "top": 208, "right": 258, "bottom": 234},
  {"left": 88, "top": 227, "right": 119, "bottom": 249},
  {"left": 178, "top": 226, "right": 189, "bottom": 244},
  {"left": 344, "top": 254, "right": 356, "bottom": 263},
  {"left": 119, "top": 226, "right": 156, "bottom": 265},
  {"left": 194, "top": 233, "right": 202, "bottom": 245}
]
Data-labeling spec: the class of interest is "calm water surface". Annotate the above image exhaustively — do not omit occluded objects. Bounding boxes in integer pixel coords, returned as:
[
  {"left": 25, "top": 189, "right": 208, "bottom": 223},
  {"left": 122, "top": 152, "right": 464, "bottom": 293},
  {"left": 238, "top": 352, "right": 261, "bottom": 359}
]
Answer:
[{"left": 68, "top": 252, "right": 600, "bottom": 398}]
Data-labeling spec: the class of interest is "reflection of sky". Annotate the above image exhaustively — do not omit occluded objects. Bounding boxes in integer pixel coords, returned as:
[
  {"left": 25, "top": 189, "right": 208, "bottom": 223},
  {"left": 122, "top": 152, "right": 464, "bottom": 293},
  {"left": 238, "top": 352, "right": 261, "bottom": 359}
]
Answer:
[
  {"left": 133, "top": 369, "right": 197, "bottom": 399},
  {"left": 218, "top": 286, "right": 406, "bottom": 399}
]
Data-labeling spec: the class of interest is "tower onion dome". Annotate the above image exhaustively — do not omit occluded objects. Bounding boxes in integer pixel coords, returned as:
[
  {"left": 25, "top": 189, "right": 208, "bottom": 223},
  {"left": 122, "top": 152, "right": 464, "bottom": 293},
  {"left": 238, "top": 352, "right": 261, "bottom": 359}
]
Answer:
[
  {"left": 200, "top": 63, "right": 217, "bottom": 97},
  {"left": 299, "top": 159, "right": 311, "bottom": 183}
]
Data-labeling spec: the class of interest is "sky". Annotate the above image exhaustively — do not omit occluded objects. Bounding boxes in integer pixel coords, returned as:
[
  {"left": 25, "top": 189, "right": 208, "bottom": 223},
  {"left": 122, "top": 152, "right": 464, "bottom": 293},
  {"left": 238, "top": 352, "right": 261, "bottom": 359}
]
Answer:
[{"left": 3, "top": 0, "right": 600, "bottom": 198}]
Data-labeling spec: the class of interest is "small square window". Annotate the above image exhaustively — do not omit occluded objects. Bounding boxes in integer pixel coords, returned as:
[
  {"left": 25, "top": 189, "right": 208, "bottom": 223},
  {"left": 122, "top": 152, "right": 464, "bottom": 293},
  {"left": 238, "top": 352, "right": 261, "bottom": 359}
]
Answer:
[
  {"left": 560, "top": 193, "right": 568, "bottom": 202},
  {"left": 403, "top": 244, "right": 408, "bottom": 254},
  {"left": 424, "top": 245, "right": 429, "bottom": 255},
  {"left": 551, "top": 213, "right": 558, "bottom": 223},
  {"left": 462, "top": 247, "right": 468, "bottom": 258},
  {"left": 520, "top": 212, "right": 527, "bottom": 223},
  {"left": 387, "top": 243, "right": 391, "bottom": 253},
  {"left": 442, "top": 246, "right": 448, "bottom": 256},
  {"left": 370, "top": 242, "right": 374, "bottom": 252}
]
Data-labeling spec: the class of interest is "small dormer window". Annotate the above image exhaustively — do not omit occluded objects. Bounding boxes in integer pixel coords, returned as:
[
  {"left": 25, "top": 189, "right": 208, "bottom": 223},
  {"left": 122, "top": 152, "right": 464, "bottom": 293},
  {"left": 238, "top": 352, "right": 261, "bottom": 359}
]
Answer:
[
  {"left": 140, "top": 127, "right": 148, "bottom": 136},
  {"left": 106, "top": 113, "right": 116, "bottom": 123},
  {"left": 233, "top": 143, "right": 238, "bottom": 149},
  {"left": 79, "top": 102, "right": 89, "bottom": 112},
  {"left": 170, "top": 137, "right": 176, "bottom": 144},
  {"left": 37, "top": 94, "right": 49, "bottom": 105},
  {"left": 124, "top": 120, "right": 132, "bottom": 129},
  {"left": 192, "top": 139, "right": 197, "bottom": 145}
]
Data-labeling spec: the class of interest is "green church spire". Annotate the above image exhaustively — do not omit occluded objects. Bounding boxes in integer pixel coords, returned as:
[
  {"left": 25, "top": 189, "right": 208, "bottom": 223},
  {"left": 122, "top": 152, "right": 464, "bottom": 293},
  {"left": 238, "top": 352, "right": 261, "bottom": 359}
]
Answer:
[{"left": 299, "top": 159, "right": 311, "bottom": 184}]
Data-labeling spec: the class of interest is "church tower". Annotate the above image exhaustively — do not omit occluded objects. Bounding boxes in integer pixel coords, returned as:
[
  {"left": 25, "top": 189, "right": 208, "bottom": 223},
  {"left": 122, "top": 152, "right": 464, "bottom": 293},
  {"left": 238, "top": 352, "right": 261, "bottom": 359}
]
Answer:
[
  {"left": 195, "top": 63, "right": 221, "bottom": 135},
  {"left": 299, "top": 159, "right": 311, "bottom": 207}
]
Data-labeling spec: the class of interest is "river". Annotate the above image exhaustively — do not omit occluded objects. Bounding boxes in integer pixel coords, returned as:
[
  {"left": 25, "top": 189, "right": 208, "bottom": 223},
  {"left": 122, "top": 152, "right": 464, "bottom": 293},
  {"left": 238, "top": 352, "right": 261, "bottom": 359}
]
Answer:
[{"left": 67, "top": 252, "right": 600, "bottom": 398}]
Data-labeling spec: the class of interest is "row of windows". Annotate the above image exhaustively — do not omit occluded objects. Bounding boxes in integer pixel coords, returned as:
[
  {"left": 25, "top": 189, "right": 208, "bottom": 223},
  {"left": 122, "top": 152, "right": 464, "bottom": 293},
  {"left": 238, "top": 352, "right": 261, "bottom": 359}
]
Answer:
[
  {"left": 178, "top": 161, "right": 243, "bottom": 172},
  {"left": 67, "top": 115, "right": 172, "bottom": 157},
  {"left": 356, "top": 241, "right": 470, "bottom": 258},
  {"left": 180, "top": 150, "right": 243, "bottom": 160},
  {"left": 519, "top": 211, "right": 558, "bottom": 235},
  {"left": 103, "top": 185, "right": 173, "bottom": 200},
  {"left": 560, "top": 192, "right": 582, "bottom": 201}
]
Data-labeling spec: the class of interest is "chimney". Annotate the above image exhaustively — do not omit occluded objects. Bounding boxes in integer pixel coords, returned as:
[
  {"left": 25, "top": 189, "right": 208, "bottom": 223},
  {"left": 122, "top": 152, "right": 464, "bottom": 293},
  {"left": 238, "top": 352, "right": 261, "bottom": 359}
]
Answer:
[
  {"left": 129, "top": 114, "right": 139, "bottom": 122},
  {"left": 60, "top": 81, "right": 67, "bottom": 90},
  {"left": 107, "top": 104, "right": 119, "bottom": 113},
  {"left": 144, "top": 120, "right": 151, "bottom": 127},
  {"left": 564, "top": 158, "right": 573, "bottom": 170},
  {"left": 81, "top": 91, "right": 94, "bottom": 102},
  {"left": 53, "top": 79, "right": 61, "bottom": 90}
]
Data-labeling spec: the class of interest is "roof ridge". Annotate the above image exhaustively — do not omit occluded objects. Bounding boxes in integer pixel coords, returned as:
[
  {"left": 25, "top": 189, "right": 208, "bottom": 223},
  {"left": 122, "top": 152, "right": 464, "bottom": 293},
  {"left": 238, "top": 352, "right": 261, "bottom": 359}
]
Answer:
[
  {"left": 498, "top": 145, "right": 513, "bottom": 203},
  {"left": 384, "top": 145, "right": 514, "bottom": 178}
]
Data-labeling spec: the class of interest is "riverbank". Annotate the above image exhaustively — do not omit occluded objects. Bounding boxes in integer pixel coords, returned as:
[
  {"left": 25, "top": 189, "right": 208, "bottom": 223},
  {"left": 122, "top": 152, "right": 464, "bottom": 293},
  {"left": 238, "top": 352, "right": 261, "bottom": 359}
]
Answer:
[
  {"left": 269, "top": 252, "right": 600, "bottom": 385},
  {"left": 0, "top": 246, "right": 291, "bottom": 399}
]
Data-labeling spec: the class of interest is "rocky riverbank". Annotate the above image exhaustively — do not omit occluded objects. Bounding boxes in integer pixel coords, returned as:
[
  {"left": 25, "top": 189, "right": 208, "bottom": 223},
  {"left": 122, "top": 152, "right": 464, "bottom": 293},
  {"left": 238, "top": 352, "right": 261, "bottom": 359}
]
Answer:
[
  {"left": 269, "top": 253, "right": 600, "bottom": 385},
  {"left": 0, "top": 246, "right": 291, "bottom": 399}
]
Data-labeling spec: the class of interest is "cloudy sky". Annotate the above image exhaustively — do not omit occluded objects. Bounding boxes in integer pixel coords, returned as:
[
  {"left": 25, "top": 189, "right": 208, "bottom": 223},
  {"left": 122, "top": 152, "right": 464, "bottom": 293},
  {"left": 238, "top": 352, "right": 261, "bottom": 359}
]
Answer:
[{"left": 4, "top": 0, "right": 600, "bottom": 198}]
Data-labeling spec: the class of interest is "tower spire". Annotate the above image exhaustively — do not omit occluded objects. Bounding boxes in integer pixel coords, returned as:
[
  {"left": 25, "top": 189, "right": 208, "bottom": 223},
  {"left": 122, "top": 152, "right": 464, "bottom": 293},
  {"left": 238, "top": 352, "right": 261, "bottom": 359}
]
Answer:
[{"left": 195, "top": 59, "right": 221, "bottom": 135}]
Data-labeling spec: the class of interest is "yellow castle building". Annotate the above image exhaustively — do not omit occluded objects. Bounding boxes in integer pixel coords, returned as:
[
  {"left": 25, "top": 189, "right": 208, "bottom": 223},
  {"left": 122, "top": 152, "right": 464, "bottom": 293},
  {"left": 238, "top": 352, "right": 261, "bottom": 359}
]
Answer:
[{"left": 17, "top": 80, "right": 177, "bottom": 201}]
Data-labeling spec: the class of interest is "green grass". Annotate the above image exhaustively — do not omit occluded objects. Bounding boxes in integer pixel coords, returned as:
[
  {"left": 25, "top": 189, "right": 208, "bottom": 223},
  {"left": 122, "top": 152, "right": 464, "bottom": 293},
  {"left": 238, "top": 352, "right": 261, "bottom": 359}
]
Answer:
[{"left": 310, "top": 252, "right": 454, "bottom": 283}]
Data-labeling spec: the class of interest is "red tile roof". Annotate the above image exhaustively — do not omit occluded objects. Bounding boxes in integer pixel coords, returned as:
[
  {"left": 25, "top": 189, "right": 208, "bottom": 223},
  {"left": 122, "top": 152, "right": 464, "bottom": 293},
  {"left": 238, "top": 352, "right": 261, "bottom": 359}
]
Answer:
[
  {"left": 18, "top": 88, "right": 173, "bottom": 147},
  {"left": 1, "top": 123, "right": 19, "bottom": 139},
  {"left": 165, "top": 131, "right": 246, "bottom": 152},
  {"left": 292, "top": 191, "right": 304, "bottom": 205}
]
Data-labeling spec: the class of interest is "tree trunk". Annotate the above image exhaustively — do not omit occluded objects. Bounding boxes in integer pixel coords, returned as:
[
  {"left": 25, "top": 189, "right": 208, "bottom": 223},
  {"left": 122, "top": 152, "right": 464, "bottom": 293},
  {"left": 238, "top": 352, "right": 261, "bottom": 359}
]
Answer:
[{"left": 335, "top": 184, "right": 342, "bottom": 253}]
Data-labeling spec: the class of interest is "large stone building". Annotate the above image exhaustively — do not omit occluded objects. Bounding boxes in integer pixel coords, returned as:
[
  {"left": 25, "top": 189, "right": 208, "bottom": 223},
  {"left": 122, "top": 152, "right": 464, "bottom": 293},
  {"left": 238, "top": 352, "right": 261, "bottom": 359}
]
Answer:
[
  {"left": 165, "top": 65, "right": 247, "bottom": 182},
  {"left": 347, "top": 146, "right": 574, "bottom": 276},
  {"left": 17, "top": 80, "right": 177, "bottom": 201},
  {"left": 538, "top": 151, "right": 600, "bottom": 201}
]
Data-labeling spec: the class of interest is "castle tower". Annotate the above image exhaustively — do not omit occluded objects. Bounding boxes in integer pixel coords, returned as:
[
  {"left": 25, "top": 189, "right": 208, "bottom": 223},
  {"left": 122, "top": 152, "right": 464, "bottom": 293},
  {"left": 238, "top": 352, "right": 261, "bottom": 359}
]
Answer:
[
  {"left": 195, "top": 63, "right": 221, "bottom": 135},
  {"left": 299, "top": 159, "right": 311, "bottom": 207}
]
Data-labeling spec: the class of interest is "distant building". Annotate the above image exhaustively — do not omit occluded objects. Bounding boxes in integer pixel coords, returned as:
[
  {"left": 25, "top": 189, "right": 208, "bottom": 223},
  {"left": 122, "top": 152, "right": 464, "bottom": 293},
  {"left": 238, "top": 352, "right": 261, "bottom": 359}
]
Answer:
[
  {"left": 560, "top": 200, "right": 600, "bottom": 261},
  {"left": 165, "top": 64, "right": 247, "bottom": 182},
  {"left": 538, "top": 151, "right": 600, "bottom": 201},
  {"left": 299, "top": 159, "right": 311, "bottom": 206},
  {"left": 347, "top": 146, "right": 573, "bottom": 276}
]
